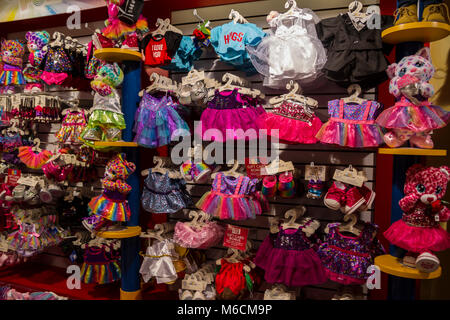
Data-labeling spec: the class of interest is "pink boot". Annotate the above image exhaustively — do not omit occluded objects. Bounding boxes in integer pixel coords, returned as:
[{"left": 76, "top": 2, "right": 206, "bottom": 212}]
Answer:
[{"left": 383, "top": 129, "right": 413, "bottom": 148}]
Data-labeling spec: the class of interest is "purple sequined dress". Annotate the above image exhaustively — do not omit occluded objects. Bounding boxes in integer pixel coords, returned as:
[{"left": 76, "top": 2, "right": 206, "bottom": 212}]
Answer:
[
  {"left": 255, "top": 226, "right": 327, "bottom": 287},
  {"left": 317, "top": 222, "right": 385, "bottom": 285},
  {"left": 133, "top": 94, "right": 190, "bottom": 148}
]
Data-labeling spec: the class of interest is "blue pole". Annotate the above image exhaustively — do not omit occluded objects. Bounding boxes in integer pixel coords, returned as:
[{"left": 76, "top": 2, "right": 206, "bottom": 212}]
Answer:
[{"left": 121, "top": 60, "right": 141, "bottom": 298}]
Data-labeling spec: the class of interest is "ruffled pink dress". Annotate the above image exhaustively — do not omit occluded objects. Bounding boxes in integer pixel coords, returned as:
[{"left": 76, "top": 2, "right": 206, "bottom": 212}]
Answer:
[
  {"left": 173, "top": 221, "right": 224, "bottom": 249},
  {"left": 261, "top": 100, "right": 322, "bottom": 144},
  {"left": 255, "top": 226, "right": 326, "bottom": 287}
]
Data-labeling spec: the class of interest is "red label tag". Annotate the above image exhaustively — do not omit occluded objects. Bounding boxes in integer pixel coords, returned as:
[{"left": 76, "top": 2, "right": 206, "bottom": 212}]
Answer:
[
  {"left": 223, "top": 224, "right": 249, "bottom": 251},
  {"left": 6, "top": 169, "right": 21, "bottom": 186},
  {"left": 245, "top": 157, "right": 269, "bottom": 179}
]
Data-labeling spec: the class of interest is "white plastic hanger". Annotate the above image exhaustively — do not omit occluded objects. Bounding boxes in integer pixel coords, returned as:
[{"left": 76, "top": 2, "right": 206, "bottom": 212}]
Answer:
[
  {"left": 338, "top": 213, "right": 361, "bottom": 236},
  {"left": 342, "top": 84, "right": 367, "bottom": 104},
  {"left": 141, "top": 156, "right": 183, "bottom": 179},
  {"left": 218, "top": 73, "right": 263, "bottom": 98},
  {"left": 151, "top": 18, "right": 183, "bottom": 37},
  {"left": 281, "top": 206, "right": 306, "bottom": 230},
  {"left": 229, "top": 9, "right": 248, "bottom": 24},
  {"left": 211, "top": 160, "right": 243, "bottom": 180},
  {"left": 139, "top": 73, "right": 179, "bottom": 97},
  {"left": 269, "top": 80, "right": 318, "bottom": 108}
]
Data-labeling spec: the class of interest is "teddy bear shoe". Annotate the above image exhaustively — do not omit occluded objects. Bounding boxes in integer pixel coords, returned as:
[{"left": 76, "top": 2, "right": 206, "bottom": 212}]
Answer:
[{"left": 416, "top": 252, "right": 440, "bottom": 273}]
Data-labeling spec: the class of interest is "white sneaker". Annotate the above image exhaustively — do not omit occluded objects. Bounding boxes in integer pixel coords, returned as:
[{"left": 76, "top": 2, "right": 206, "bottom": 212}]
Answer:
[{"left": 416, "top": 252, "right": 440, "bottom": 273}]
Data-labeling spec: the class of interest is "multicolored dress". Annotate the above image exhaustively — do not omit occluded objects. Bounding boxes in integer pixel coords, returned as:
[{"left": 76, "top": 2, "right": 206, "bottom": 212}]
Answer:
[
  {"left": 196, "top": 173, "right": 261, "bottom": 220},
  {"left": 317, "top": 222, "right": 385, "bottom": 285},
  {"left": 80, "top": 245, "right": 121, "bottom": 284},
  {"left": 55, "top": 110, "right": 87, "bottom": 145},
  {"left": 316, "top": 99, "right": 384, "bottom": 147}
]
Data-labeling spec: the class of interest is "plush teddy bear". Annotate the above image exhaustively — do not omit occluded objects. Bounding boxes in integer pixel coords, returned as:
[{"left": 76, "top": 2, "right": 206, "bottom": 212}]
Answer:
[
  {"left": 80, "top": 63, "right": 126, "bottom": 149},
  {"left": 0, "top": 40, "right": 25, "bottom": 93},
  {"left": 23, "top": 31, "right": 50, "bottom": 92},
  {"left": 376, "top": 47, "right": 450, "bottom": 149},
  {"left": 384, "top": 164, "right": 450, "bottom": 272},
  {"left": 82, "top": 153, "right": 136, "bottom": 233}
]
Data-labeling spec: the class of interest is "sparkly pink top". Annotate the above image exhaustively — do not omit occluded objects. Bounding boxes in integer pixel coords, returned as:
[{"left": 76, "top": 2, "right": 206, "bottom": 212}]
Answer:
[
  {"left": 272, "top": 101, "right": 314, "bottom": 124},
  {"left": 402, "top": 203, "right": 439, "bottom": 227}
]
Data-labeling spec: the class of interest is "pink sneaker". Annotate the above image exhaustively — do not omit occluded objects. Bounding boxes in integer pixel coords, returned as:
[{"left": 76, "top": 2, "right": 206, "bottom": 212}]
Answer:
[
  {"left": 92, "top": 32, "right": 115, "bottom": 49},
  {"left": 324, "top": 181, "right": 346, "bottom": 210},
  {"left": 357, "top": 185, "right": 376, "bottom": 211},
  {"left": 121, "top": 32, "right": 139, "bottom": 51},
  {"left": 409, "top": 133, "right": 434, "bottom": 149},
  {"left": 342, "top": 187, "right": 365, "bottom": 214}
]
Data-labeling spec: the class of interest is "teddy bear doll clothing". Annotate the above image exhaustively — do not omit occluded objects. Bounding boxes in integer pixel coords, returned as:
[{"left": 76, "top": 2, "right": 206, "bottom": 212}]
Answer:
[
  {"left": 55, "top": 110, "right": 87, "bottom": 145},
  {"left": 316, "top": 99, "right": 385, "bottom": 148},
  {"left": 210, "top": 21, "right": 266, "bottom": 74},
  {"left": 80, "top": 63, "right": 126, "bottom": 149},
  {"left": 215, "top": 258, "right": 254, "bottom": 300},
  {"left": 80, "top": 244, "right": 121, "bottom": 284},
  {"left": 376, "top": 48, "right": 450, "bottom": 148},
  {"left": 173, "top": 221, "right": 225, "bottom": 249},
  {"left": 261, "top": 99, "right": 323, "bottom": 144},
  {"left": 24, "top": 31, "right": 50, "bottom": 92},
  {"left": 247, "top": 7, "right": 327, "bottom": 88},
  {"left": 141, "top": 171, "right": 192, "bottom": 214},
  {"left": 255, "top": 225, "right": 327, "bottom": 287},
  {"left": 0, "top": 40, "right": 25, "bottom": 87},
  {"left": 133, "top": 94, "right": 190, "bottom": 148},
  {"left": 315, "top": 13, "right": 393, "bottom": 89},
  {"left": 196, "top": 173, "right": 262, "bottom": 221},
  {"left": 384, "top": 165, "right": 450, "bottom": 256},
  {"left": 139, "top": 239, "right": 178, "bottom": 284},
  {"left": 317, "top": 222, "right": 385, "bottom": 285},
  {"left": 39, "top": 46, "right": 73, "bottom": 85},
  {"left": 87, "top": 154, "right": 136, "bottom": 230}
]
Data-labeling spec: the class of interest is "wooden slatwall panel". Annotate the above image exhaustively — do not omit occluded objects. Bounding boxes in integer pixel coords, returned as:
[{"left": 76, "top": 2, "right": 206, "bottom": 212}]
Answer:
[
  {"left": 6, "top": 22, "right": 106, "bottom": 269},
  {"left": 169, "top": 0, "right": 380, "bottom": 300}
]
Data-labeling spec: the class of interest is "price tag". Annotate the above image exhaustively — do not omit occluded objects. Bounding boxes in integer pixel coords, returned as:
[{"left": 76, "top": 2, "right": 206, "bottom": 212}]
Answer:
[
  {"left": 17, "top": 176, "right": 38, "bottom": 188},
  {"left": 181, "top": 274, "right": 207, "bottom": 291},
  {"left": 6, "top": 169, "right": 21, "bottom": 186},
  {"left": 264, "top": 159, "right": 295, "bottom": 175},
  {"left": 305, "top": 164, "right": 327, "bottom": 181},
  {"left": 223, "top": 224, "right": 249, "bottom": 251},
  {"left": 333, "top": 167, "right": 366, "bottom": 187}
]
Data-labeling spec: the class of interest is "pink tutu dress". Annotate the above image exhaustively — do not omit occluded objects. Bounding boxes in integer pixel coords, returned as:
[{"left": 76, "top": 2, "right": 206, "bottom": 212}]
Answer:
[
  {"left": 317, "top": 223, "right": 385, "bottom": 285},
  {"left": 316, "top": 99, "right": 384, "bottom": 147},
  {"left": 198, "top": 89, "right": 265, "bottom": 142},
  {"left": 173, "top": 221, "right": 225, "bottom": 249},
  {"left": 196, "top": 173, "right": 262, "bottom": 220},
  {"left": 384, "top": 202, "right": 450, "bottom": 253},
  {"left": 376, "top": 97, "right": 450, "bottom": 133},
  {"left": 261, "top": 100, "right": 322, "bottom": 144},
  {"left": 255, "top": 226, "right": 327, "bottom": 287}
]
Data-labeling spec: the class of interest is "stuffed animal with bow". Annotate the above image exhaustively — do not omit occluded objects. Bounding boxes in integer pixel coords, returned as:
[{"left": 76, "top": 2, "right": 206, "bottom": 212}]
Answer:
[
  {"left": 376, "top": 47, "right": 450, "bottom": 149},
  {"left": 384, "top": 164, "right": 450, "bottom": 272},
  {"left": 0, "top": 40, "right": 25, "bottom": 94}
]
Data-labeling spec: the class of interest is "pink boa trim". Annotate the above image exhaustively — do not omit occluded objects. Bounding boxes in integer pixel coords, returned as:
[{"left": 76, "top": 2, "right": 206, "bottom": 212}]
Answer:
[{"left": 41, "top": 71, "right": 68, "bottom": 85}]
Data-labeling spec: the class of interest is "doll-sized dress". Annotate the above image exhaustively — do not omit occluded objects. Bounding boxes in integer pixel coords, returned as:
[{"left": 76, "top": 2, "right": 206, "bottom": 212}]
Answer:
[
  {"left": 55, "top": 110, "right": 87, "bottom": 145},
  {"left": 255, "top": 226, "right": 326, "bottom": 287},
  {"left": 215, "top": 258, "right": 252, "bottom": 300},
  {"left": 173, "top": 221, "right": 224, "bottom": 249},
  {"left": 316, "top": 99, "right": 385, "bottom": 147},
  {"left": 317, "top": 222, "right": 385, "bottom": 285},
  {"left": 133, "top": 94, "right": 190, "bottom": 148},
  {"left": 376, "top": 97, "right": 450, "bottom": 135},
  {"left": 261, "top": 99, "right": 322, "bottom": 144},
  {"left": 139, "top": 239, "right": 178, "bottom": 284},
  {"left": 80, "top": 245, "right": 121, "bottom": 284},
  {"left": 198, "top": 89, "right": 266, "bottom": 142},
  {"left": 196, "top": 173, "right": 261, "bottom": 221},
  {"left": 141, "top": 171, "right": 192, "bottom": 214},
  {"left": 39, "top": 46, "right": 72, "bottom": 85},
  {"left": 247, "top": 8, "right": 326, "bottom": 88},
  {"left": 384, "top": 202, "right": 450, "bottom": 254},
  {"left": 80, "top": 89, "right": 126, "bottom": 149}
]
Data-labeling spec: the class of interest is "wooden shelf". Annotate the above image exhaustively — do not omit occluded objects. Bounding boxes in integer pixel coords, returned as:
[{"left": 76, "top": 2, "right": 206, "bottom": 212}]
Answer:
[
  {"left": 382, "top": 21, "right": 450, "bottom": 44},
  {"left": 378, "top": 148, "right": 447, "bottom": 156},
  {"left": 97, "top": 226, "right": 141, "bottom": 239},
  {"left": 94, "top": 48, "right": 142, "bottom": 63},
  {"left": 375, "top": 254, "right": 441, "bottom": 280},
  {"left": 94, "top": 141, "right": 138, "bottom": 147}
]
